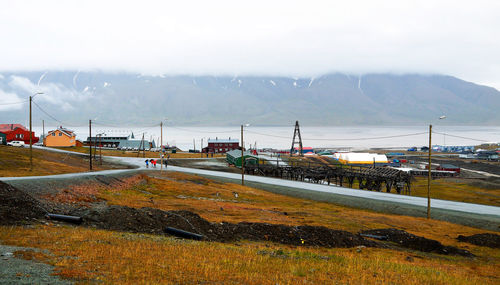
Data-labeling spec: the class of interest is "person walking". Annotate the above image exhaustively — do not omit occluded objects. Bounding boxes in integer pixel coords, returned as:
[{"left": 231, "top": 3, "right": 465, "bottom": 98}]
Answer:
[
  {"left": 152, "top": 159, "right": 157, "bottom": 168},
  {"left": 145, "top": 159, "right": 149, "bottom": 168}
]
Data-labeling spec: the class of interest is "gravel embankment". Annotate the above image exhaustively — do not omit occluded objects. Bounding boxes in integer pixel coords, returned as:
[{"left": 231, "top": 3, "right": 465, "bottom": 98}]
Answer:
[{"left": 0, "top": 245, "right": 71, "bottom": 284}]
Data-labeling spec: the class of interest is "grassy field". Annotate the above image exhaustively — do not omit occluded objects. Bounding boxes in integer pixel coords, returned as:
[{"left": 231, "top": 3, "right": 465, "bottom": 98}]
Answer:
[
  {"left": 1, "top": 172, "right": 499, "bottom": 284},
  {"left": 50, "top": 146, "right": 225, "bottom": 159},
  {"left": 411, "top": 177, "right": 500, "bottom": 207},
  {"left": 0, "top": 145, "right": 124, "bottom": 177}
]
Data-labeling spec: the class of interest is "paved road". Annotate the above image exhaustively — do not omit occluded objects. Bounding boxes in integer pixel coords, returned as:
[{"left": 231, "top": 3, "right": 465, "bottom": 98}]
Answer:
[{"left": 2, "top": 151, "right": 499, "bottom": 218}]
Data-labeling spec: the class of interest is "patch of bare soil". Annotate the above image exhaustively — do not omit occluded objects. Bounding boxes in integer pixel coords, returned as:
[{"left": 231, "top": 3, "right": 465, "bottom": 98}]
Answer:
[
  {"left": 1, "top": 180, "right": 475, "bottom": 254},
  {"left": 360, "top": 228, "right": 473, "bottom": 257},
  {"left": 0, "top": 182, "right": 46, "bottom": 225},
  {"left": 77, "top": 205, "right": 377, "bottom": 248},
  {"left": 457, "top": 233, "right": 500, "bottom": 249}
]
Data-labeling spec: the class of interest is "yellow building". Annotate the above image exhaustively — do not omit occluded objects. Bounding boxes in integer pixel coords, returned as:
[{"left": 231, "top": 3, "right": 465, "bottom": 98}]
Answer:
[{"left": 44, "top": 126, "right": 77, "bottom": 147}]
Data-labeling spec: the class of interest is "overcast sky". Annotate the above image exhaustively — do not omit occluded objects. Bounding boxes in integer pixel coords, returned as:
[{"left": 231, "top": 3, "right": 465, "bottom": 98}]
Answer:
[{"left": 0, "top": 0, "right": 499, "bottom": 89}]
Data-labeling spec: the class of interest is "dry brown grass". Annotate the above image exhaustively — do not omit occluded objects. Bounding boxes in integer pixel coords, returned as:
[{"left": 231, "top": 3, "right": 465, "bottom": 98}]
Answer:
[
  {"left": 97, "top": 173, "right": 499, "bottom": 244},
  {"left": 0, "top": 145, "right": 119, "bottom": 177},
  {"left": 0, "top": 225, "right": 498, "bottom": 285},
  {"left": 1, "top": 172, "right": 499, "bottom": 284},
  {"left": 411, "top": 177, "right": 500, "bottom": 207}
]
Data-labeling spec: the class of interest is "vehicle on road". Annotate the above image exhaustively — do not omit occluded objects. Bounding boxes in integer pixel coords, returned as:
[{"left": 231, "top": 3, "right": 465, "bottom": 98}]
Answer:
[{"left": 7, "top": 140, "right": 25, "bottom": 147}]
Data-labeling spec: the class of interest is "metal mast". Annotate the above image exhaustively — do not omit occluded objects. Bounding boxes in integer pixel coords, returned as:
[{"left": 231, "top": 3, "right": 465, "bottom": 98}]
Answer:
[{"left": 290, "top": 121, "right": 303, "bottom": 157}]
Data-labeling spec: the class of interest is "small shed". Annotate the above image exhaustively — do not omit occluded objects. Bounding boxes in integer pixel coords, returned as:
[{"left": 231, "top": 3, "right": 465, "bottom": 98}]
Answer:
[
  {"left": 436, "top": 164, "right": 461, "bottom": 173},
  {"left": 226, "top": 150, "right": 259, "bottom": 168}
]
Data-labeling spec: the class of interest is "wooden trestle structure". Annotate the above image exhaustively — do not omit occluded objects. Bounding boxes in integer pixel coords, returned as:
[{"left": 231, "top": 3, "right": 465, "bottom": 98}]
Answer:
[{"left": 244, "top": 163, "right": 413, "bottom": 195}]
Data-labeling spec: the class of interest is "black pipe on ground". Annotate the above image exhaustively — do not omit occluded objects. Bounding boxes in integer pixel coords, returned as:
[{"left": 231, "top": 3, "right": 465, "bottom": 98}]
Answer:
[
  {"left": 46, "top": 214, "right": 83, "bottom": 224},
  {"left": 165, "top": 227, "right": 203, "bottom": 240},
  {"left": 359, "top": 233, "right": 388, "bottom": 240}
]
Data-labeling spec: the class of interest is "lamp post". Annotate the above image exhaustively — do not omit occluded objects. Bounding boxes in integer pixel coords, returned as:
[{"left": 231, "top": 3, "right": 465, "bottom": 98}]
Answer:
[
  {"left": 29, "top": 92, "right": 44, "bottom": 171},
  {"left": 427, "top": 115, "right": 446, "bottom": 219},
  {"left": 160, "top": 118, "right": 167, "bottom": 174},
  {"left": 427, "top": 124, "right": 432, "bottom": 219},
  {"left": 241, "top": 124, "right": 250, "bottom": 185}
]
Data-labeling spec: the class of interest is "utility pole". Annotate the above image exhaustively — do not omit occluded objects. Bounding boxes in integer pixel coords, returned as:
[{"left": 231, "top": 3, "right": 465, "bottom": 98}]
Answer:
[
  {"left": 142, "top": 133, "right": 145, "bottom": 158},
  {"left": 94, "top": 135, "right": 97, "bottom": 160},
  {"left": 241, "top": 124, "right": 244, "bottom": 185},
  {"left": 42, "top": 120, "right": 45, "bottom": 146},
  {"left": 160, "top": 122, "right": 163, "bottom": 173},
  {"left": 29, "top": 96, "right": 33, "bottom": 171},
  {"left": 201, "top": 138, "right": 203, "bottom": 158},
  {"left": 89, "top": 119, "right": 92, "bottom": 171},
  {"left": 99, "top": 134, "right": 102, "bottom": 165},
  {"left": 193, "top": 138, "right": 196, "bottom": 153},
  {"left": 427, "top": 124, "right": 432, "bottom": 219}
]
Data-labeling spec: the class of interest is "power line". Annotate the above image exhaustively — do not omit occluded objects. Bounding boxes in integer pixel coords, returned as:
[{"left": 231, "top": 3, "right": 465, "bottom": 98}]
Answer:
[
  {"left": 167, "top": 125, "right": 239, "bottom": 134},
  {"left": 32, "top": 101, "right": 86, "bottom": 127},
  {"left": 304, "top": 132, "right": 428, "bottom": 141},
  {"left": 433, "top": 131, "right": 490, "bottom": 143},
  {"left": 246, "top": 130, "right": 428, "bottom": 141},
  {"left": 245, "top": 130, "right": 291, "bottom": 139},
  {"left": 92, "top": 121, "right": 160, "bottom": 129},
  {"left": 0, "top": 100, "right": 29, "bottom": 106}
]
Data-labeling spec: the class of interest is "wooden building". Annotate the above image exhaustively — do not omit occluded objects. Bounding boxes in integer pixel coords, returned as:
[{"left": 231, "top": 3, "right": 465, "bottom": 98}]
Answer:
[
  {"left": 226, "top": 150, "right": 259, "bottom": 167},
  {"left": 45, "top": 126, "right": 77, "bottom": 147},
  {"left": 0, "top": 132, "right": 6, "bottom": 145},
  {"left": 204, "top": 138, "right": 239, "bottom": 153},
  {"left": 0, "top": 124, "right": 38, "bottom": 144},
  {"left": 436, "top": 164, "right": 461, "bottom": 174}
]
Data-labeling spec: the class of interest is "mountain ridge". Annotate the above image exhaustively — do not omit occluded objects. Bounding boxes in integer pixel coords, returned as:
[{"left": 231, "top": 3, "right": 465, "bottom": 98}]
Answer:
[{"left": 0, "top": 71, "right": 499, "bottom": 126}]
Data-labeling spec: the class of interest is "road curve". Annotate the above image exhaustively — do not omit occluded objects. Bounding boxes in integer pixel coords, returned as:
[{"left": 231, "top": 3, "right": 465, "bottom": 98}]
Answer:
[{"left": 1, "top": 148, "right": 499, "bottom": 230}]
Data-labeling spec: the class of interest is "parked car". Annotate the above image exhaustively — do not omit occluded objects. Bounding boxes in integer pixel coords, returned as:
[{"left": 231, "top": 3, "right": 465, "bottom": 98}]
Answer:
[{"left": 7, "top": 140, "right": 25, "bottom": 147}]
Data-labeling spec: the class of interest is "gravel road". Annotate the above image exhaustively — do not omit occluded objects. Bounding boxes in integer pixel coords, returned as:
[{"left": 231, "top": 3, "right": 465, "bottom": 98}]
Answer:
[{"left": 0, "top": 244, "right": 71, "bottom": 284}]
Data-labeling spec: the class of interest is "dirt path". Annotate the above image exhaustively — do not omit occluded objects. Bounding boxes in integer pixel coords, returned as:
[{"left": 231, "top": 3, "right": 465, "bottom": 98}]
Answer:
[{"left": 0, "top": 244, "right": 71, "bottom": 284}]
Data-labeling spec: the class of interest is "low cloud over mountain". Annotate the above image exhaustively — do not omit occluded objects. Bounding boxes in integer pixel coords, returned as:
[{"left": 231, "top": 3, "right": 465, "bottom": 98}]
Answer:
[{"left": 1, "top": 71, "right": 499, "bottom": 126}]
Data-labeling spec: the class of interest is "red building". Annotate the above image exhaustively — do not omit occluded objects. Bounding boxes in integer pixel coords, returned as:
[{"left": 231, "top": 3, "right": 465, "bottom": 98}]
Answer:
[
  {"left": 203, "top": 138, "right": 239, "bottom": 153},
  {"left": 436, "top": 164, "right": 460, "bottom": 174},
  {"left": 0, "top": 124, "right": 39, "bottom": 144}
]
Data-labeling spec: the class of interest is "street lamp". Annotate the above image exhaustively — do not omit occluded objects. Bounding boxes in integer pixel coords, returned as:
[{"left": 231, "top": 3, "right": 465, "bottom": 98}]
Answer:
[
  {"left": 160, "top": 118, "right": 168, "bottom": 173},
  {"left": 427, "top": 115, "right": 447, "bottom": 219},
  {"left": 30, "top": 92, "right": 44, "bottom": 171},
  {"left": 241, "top": 124, "right": 250, "bottom": 185}
]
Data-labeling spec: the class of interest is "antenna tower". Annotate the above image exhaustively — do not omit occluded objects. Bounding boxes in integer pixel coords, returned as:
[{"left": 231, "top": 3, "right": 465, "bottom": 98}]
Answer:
[{"left": 290, "top": 120, "right": 303, "bottom": 157}]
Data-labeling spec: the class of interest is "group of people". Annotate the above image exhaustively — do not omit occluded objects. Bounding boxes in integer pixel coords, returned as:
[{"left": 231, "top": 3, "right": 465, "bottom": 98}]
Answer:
[
  {"left": 145, "top": 158, "right": 157, "bottom": 168},
  {"left": 145, "top": 155, "right": 170, "bottom": 169}
]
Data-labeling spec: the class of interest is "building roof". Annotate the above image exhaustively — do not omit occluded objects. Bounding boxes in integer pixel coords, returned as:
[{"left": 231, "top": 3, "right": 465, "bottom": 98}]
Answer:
[
  {"left": 48, "top": 126, "right": 75, "bottom": 138},
  {"left": 226, "top": 150, "right": 258, "bottom": 159},
  {"left": 208, "top": 138, "right": 239, "bottom": 143},
  {"left": 440, "top": 164, "right": 459, "bottom": 169},
  {"left": 0, "top": 124, "right": 28, "bottom": 132},
  {"left": 118, "top": 140, "right": 151, "bottom": 149}
]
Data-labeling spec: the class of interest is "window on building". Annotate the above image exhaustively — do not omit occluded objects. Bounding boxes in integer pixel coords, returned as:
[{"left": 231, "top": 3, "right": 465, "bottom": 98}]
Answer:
[
  {"left": 52, "top": 133, "right": 55, "bottom": 136},
  {"left": 59, "top": 133, "right": 62, "bottom": 136}
]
